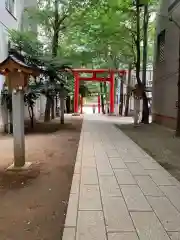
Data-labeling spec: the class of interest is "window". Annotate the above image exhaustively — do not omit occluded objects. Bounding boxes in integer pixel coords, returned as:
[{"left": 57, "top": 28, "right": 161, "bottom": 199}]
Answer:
[
  {"left": 157, "top": 30, "right": 165, "bottom": 62},
  {"left": 5, "top": 0, "right": 15, "bottom": 16}
]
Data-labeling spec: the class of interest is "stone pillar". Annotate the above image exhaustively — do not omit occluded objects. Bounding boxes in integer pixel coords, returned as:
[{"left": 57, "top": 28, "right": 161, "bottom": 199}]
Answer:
[
  {"left": 0, "top": 100, "right": 8, "bottom": 133},
  {"left": 12, "top": 89, "right": 25, "bottom": 167}
]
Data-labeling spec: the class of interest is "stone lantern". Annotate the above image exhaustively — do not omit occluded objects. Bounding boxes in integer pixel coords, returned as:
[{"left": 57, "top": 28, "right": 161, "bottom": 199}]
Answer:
[{"left": 0, "top": 53, "right": 41, "bottom": 170}]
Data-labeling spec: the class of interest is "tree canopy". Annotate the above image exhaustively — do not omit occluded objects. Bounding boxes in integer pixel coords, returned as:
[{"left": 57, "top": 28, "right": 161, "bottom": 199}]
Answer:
[{"left": 7, "top": 0, "right": 158, "bottom": 118}]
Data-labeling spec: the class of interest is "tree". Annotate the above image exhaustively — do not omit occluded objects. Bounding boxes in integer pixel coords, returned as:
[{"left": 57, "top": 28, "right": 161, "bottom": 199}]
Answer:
[
  {"left": 8, "top": 27, "right": 71, "bottom": 127},
  {"left": 24, "top": 0, "right": 73, "bottom": 121},
  {"left": 18, "top": 0, "right": 157, "bottom": 120}
]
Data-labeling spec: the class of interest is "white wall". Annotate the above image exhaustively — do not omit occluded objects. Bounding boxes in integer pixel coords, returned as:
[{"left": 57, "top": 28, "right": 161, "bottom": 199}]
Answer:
[
  {"left": 0, "top": 0, "right": 46, "bottom": 124},
  {"left": 152, "top": 0, "right": 180, "bottom": 128},
  {"left": 0, "top": 0, "right": 23, "bottom": 30},
  {"left": 0, "top": 0, "right": 25, "bottom": 92},
  {"left": 24, "top": 94, "right": 46, "bottom": 120}
]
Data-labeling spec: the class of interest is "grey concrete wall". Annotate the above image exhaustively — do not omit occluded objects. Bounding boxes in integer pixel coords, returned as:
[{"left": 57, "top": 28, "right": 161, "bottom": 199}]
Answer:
[{"left": 152, "top": 0, "right": 179, "bottom": 128}]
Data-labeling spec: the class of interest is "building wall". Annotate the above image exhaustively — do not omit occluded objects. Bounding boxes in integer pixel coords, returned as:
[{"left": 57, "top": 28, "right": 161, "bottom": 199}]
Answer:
[
  {"left": 0, "top": 0, "right": 24, "bottom": 89},
  {"left": 152, "top": 0, "right": 179, "bottom": 129},
  {"left": 0, "top": 0, "right": 46, "bottom": 128}
]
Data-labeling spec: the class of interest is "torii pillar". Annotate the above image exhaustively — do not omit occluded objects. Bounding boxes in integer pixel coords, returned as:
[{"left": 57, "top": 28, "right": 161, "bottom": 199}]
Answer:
[
  {"left": 109, "top": 72, "right": 115, "bottom": 114},
  {"left": 73, "top": 72, "right": 80, "bottom": 116}
]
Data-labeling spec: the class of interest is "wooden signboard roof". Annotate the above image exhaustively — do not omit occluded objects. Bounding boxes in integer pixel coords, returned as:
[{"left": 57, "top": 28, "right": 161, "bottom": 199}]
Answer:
[{"left": 0, "top": 54, "right": 41, "bottom": 76}]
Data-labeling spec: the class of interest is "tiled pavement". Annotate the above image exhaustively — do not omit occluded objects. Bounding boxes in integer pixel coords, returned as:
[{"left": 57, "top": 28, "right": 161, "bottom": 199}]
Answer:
[{"left": 62, "top": 114, "right": 180, "bottom": 240}]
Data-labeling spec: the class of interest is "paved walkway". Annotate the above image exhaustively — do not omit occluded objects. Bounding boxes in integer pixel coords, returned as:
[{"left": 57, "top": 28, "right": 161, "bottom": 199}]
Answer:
[{"left": 62, "top": 115, "right": 180, "bottom": 240}]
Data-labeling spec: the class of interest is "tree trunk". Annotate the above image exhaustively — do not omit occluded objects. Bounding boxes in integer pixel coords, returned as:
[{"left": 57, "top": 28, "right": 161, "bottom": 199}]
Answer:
[
  {"left": 60, "top": 97, "right": 64, "bottom": 124},
  {"left": 100, "top": 83, "right": 105, "bottom": 114},
  {"left": 141, "top": 3, "right": 149, "bottom": 124},
  {"left": 66, "top": 96, "right": 71, "bottom": 113},
  {"left": 51, "top": 98, "right": 55, "bottom": 119},
  {"left": 44, "top": 96, "right": 51, "bottom": 122},
  {"left": 28, "top": 105, "right": 34, "bottom": 128},
  {"left": 135, "top": 0, "right": 141, "bottom": 85},
  {"left": 119, "top": 79, "right": 124, "bottom": 115},
  {"left": 124, "top": 63, "right": 132, "bottom": 116},
  {"left": 55, "top": 95, "right": 59, "bottom": 116},
  {"left": 52, "top": 0, "right": 59, "bottom": 57},
  {"left": 9, "top": 110, "right": 13, "bottom": 134}
]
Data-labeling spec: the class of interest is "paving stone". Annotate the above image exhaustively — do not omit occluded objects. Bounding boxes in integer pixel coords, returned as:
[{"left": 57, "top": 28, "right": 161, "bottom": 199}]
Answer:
[
  {"left": 147, "top": 170, "right": 174, "bottom": 186},
  {"left": 96, "top": 162, "right": 114, "bottom": 176},
  {"left": 62, "top": 228, "right": 75, "bottom": 240},
  {"left": 114, "top": 169, "right": 136, "bottom": 185},
  {"left": 76, "top": 211, "right": 107, "bottom": 240},
  {"left": 138, "top": 159, "right": 161, "bottom": 170},
  {"left": 82, "top": 152, "right": 95, "bottom": 158},
  {"left": 120, "top": 155, "right": 138, "bottom": 163},
  {"left": 71, "top": 174, "right": 80, "bottom": 194},
  {"left": 104, "top": 145, "right": 116, "bottom": 150},
  {"left": 135, "top": 175, "right": 164, "bottom": 196},
  {"left": 81, "top": 168, "right": 98, "bottom": 185},
  {"left": 121, "top": 185, "right": 152, "bottom": 211},
  {"left": 102, "top": 196, "right": 135, "bottom": 232},
  {"left": 130, "top": 212, "right": 171, "bottom": 240},
  {"left": 76, "top": 154, "right": 82, "bottom": 163},
  {"left": 170, "top": 178, "right": 180, "bottom": 190},
  {"left": 79, "top": 185, "right": 102, "bottom": 210},
  {"left": 106, "top": 150, "right": 120, "bottom": 158},
  {"left": 168, "top": 232, "right": 180, "bottom": 240},
  {"left": 109, "top": 158, "right": 127, "bottom": 169},
  {"left": 65, "top": 193, "right": 78, "bottom": 227},
  {"left": 82, "top": 157, "right": 96, "bottom": 168},
  {"left": 147, "top": 196, "right": 180, "bottom": 231},
  {"left": 108, "top": 232, "right": 139, "bottom": 240},
  {"left": 74, "top": 162, "right": 81, "bottom": 174},
  {"left": 126, "top": 162, "right": 147, "bottom": 175},
  {"left": 99, "top": 175, "right": 122, "bottom": 197},
  {"left": 160, "top": 186, "right": 180, "bottom": 211}
]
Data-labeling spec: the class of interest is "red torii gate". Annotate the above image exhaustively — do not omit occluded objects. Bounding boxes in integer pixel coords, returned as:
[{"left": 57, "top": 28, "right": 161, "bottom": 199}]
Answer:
[{"left": 72, "top": 68, "right": 126, "bottom": 114}]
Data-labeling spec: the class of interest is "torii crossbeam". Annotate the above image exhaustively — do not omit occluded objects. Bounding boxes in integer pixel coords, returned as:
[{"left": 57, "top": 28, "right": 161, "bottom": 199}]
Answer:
[{"left": 72, "top": 68, "right": 126, "bottom": 114}]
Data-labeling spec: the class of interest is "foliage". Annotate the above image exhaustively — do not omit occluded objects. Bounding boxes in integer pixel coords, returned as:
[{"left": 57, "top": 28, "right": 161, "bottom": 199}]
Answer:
[{"left": 8, "top": 0, "right": 158, "bottom": 107}]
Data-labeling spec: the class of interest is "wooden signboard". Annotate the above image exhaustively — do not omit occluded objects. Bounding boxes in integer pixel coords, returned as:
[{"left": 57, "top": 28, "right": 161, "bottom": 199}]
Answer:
[{"left": 5, "top": 72, "right": 29, "bottom": 91}]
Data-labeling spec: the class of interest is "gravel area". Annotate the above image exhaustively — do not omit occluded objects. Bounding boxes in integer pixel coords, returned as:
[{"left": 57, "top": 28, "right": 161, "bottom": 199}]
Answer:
[
  {"left": 0, "top": 116, "right": 82, "bottom": 240},
  {"left": 116, "top": 122, "right": 180, "bottom": 181}
]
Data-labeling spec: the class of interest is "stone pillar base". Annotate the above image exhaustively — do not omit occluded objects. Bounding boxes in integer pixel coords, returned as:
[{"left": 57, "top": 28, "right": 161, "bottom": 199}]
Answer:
[
  {"left": 72, "top": 113, "right": 80, "bottom": 116},
  {"left": 108, "top": 113, "right": 116, "bottom": 116},
  {"left": 6, "top": 162, "right": 32, "bottom": 172}
]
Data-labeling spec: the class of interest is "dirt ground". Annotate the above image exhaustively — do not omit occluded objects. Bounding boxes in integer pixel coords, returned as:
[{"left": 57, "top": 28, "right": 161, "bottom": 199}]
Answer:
[
  {"left": 0, "top": 116, "right": 82, "bottom": 240},
  {"left": 116, "top": 122, "right": 180, "bottom": 182}
]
